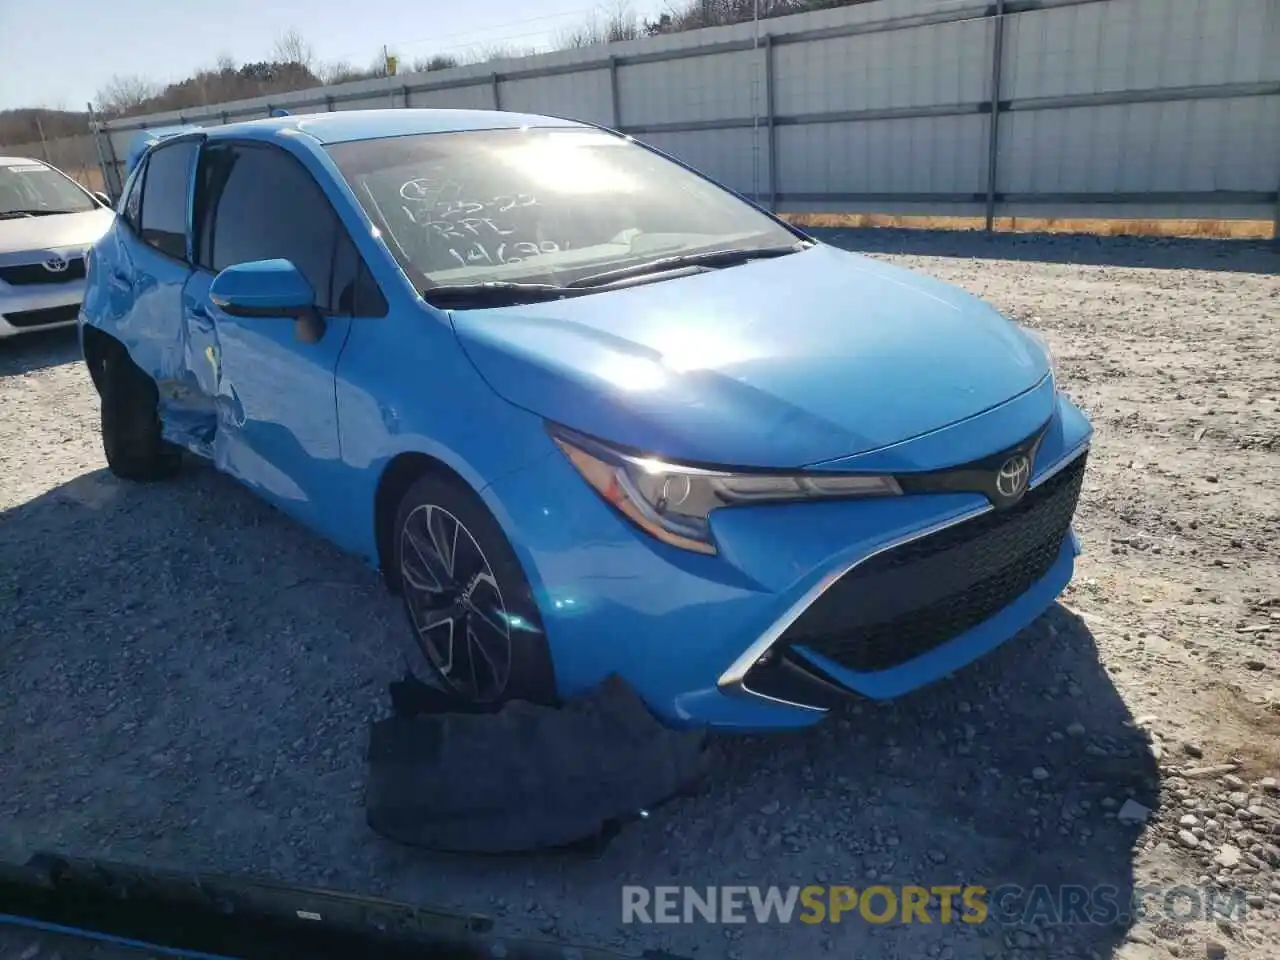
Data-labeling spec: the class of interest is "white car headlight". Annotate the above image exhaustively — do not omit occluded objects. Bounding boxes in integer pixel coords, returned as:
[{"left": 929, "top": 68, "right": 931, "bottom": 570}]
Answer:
[{"left": 550, "top": 427, "right": 900, "bottom": 555}]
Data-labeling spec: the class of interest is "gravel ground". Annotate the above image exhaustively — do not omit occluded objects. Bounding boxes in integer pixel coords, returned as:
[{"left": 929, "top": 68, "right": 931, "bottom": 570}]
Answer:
[
  {"left": 2, "top": 231, "right": 1278, "bottom": 960},
  {"left": 0, "top": 926, "right": 162, "bottom": 960}
]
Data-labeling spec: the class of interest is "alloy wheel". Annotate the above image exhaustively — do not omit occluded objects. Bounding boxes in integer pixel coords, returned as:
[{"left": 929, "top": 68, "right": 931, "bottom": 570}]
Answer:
[{"left": 398, "top": 503, "right": 513, "bottom": 702}]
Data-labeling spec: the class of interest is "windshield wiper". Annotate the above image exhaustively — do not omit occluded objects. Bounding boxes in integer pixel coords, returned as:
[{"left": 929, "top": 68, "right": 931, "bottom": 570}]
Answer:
[
  {"left": 566, "top": 242, "right": 808, "bottom": 289},
  {"left": 0, "top": 208, "right": 67, "bottom": 219},
  {"left": 423, "top": 280, "right": 585, "bottom": 309}
]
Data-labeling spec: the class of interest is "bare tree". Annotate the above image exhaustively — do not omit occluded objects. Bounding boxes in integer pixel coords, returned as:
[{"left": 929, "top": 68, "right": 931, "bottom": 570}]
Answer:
[
  {"left": 556, "top": 11, "right": 603, "bottom": 48},
  {"left": 462, "top": 42, "right": 542, "bottom": 65},
  {"left": 273, "top": 30, "right": 315, "bottom": 70},
  {"left": 95, "top": 74, "right": 161, "bottom": 115},
  {"left": 320, "top": 59, "right": 382, "bottom": 85},
  {"left": 603, "top": 2, "right": 642, "bottom": 42},
  {"left": 214, "top": 53, "right": 236, "bottom": 74},
  {"left": 557, "top": 2, "right": 640, "bottom": 48},
  {"left": 412, "top": 53, "right": 460, "bottom": 73}
]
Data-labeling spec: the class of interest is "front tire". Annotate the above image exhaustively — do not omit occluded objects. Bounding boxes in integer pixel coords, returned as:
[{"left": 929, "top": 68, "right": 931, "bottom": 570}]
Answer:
[
  {"left": 99, "top": 347, "right": 182, "bottom": 482},
  {"left": 391, "top": 472, "right": 557, "bottom": 708}
]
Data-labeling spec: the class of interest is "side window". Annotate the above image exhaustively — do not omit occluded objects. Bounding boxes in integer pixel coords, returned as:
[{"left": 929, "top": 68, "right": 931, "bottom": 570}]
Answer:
[
  {"left": 122, "top": 160, "right": 145, "bottom": 232},
  {"left": 197, "top": 143, "right": 382, "bottom": 316},
  {"left": 138, "top": 140, "right": 197, "bottom": 260},
  {"left": 331, "top": 229, "right": 389, "bottom": 318}
]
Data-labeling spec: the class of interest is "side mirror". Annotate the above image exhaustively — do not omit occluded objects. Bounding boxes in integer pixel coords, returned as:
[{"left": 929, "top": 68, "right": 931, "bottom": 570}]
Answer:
[
  {"left": 93, "top": 191, "right": 112, "bottom": 207},
  {"left": 209, "top": 259, "right": 325, "bottom": 342}
]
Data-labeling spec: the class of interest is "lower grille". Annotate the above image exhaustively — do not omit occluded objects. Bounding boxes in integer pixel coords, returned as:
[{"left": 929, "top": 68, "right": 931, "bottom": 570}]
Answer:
[
  {"left": 3, "top": 303, "right": 81, "bottom": 328},
  {"left": 0, "top": 258, "right": 86, "bottom": 286},
  {"left": 782, "top": 452, "right": 1087, "bottom": 674}
]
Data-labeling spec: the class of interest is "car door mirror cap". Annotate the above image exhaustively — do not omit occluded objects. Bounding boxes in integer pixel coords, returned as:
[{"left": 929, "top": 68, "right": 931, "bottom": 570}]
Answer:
[{"left": 209, "top": 259, "right": 316, "bottom": 321}]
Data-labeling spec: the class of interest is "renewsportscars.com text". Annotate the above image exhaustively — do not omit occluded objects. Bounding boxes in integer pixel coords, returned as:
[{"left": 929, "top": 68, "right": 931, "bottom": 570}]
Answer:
[{"left": 621, "top": 884, "right": 1252, "bottom": 926}]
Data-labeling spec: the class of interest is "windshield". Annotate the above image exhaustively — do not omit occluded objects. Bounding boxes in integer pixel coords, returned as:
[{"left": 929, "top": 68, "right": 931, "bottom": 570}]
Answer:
[
  {"left": 0, "top": 162, "right": 97, "bottom": 216},
  {"left": 325, "top": 127, "right": 801, "bottom": 290}
]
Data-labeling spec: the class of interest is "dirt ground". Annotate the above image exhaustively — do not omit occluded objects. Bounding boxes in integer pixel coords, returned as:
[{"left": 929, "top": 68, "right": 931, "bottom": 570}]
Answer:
[
  {"left": 0, "top": 926, "right": 160, "bottom": 960},
  {"left": 1, "top": 231, "right": 1277, "bottom": 960}
]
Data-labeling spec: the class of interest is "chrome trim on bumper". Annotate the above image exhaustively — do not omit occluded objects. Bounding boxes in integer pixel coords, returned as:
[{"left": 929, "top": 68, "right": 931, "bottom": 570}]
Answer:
[{"left": 717, "top": 437, "right": 1092, "bottom": 711}]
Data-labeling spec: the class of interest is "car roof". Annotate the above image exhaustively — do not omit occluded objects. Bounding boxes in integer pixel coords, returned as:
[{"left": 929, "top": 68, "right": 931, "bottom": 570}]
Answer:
[
  {"left": 206, "top": 108, "right": 591, "bottom": 146},
  {"left": 0, "top": 156, "right": 48, "bottom": 167}
]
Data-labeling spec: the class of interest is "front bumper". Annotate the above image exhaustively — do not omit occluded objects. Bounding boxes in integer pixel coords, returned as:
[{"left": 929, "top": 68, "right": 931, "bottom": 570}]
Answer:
[
  {"left": 0, "top": 278, "right": 86, "bottom": 338},
  {"left": 482, "top": 391, "right": 1093, "bottom": 731}
]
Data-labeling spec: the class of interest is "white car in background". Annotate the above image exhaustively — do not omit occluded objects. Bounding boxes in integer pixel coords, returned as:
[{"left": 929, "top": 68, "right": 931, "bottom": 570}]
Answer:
[{"left": 0, "top": 156, "right": 114, "bottom": 339}]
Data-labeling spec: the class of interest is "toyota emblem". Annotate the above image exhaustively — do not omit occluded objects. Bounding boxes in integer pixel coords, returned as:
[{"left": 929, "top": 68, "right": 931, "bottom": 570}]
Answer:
[
  {"left": 42, "top": 254, "right": 69, "bottom": 273},
  {"left": 995, "top": 453, "right": 1032, "bottom": 502}
]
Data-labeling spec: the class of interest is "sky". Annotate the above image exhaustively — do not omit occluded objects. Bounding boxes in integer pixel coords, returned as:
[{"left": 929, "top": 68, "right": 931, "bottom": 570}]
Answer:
[{"left": 0, "top": 0, "right": 668, "bottom": 112}]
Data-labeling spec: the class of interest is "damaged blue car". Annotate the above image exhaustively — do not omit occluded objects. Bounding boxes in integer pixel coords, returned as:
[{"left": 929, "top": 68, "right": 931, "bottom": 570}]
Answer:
[{"left": 79, "top": 108, "right": 1092, "bottom": 731}]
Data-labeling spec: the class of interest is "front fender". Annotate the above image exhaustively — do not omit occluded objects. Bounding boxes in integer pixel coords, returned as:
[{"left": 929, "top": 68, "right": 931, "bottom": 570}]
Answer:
[{"left": 332, "top": 309, "right": 565, "bottom": 566}]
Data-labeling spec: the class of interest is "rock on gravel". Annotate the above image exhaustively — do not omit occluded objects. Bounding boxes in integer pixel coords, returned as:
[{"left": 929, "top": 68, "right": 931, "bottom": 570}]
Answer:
[{"left": 3, "top": 232, "right": 1279, "bottom": 960}]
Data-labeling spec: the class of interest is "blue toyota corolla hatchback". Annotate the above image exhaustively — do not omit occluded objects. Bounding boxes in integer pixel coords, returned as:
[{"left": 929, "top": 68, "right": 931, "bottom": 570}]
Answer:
[{"left": 79, "top": 108, "right": 1092, "bottom": 731}]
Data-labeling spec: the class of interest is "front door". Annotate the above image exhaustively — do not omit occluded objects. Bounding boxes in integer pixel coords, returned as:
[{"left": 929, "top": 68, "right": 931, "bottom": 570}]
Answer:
[
  {"left": 108, "top": 137, "right": 201, "bottom": 437},
  {"left": 182, "top": 140, "right": 358, "bottom": 534}
]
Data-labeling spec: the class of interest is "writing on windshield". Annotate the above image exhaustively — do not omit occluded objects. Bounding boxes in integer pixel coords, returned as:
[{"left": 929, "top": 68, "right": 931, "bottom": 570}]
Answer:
[
  {"left": 326, "top": 128, "right": 800, "bottom": 287},
  {"left": 397, "top": 177, "right": 562, "bottom": 268}
]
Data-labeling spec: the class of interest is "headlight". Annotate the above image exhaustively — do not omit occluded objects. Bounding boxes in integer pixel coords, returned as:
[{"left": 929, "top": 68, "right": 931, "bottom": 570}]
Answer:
[
  {"left": 1021, "top": 326, "right": 1060, "bottom": 389},
  {"left": 550, "top": 427, "right": 901, "bottom": 555}
]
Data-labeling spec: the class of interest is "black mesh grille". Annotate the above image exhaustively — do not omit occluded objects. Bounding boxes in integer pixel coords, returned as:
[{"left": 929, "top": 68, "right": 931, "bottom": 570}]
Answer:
[
  {"left": 3, "top": 303, "right": 81, "bottom": 328},
  {"left": 0, "top": 258, "right": 86, "bottom": 286},
  {"left": 783, "top": 453, "right": 1087, "bottom": 674}
]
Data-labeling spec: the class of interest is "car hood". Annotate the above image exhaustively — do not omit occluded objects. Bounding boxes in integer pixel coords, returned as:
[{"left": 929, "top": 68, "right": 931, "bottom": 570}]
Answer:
[
  {"left": 0, "top": 208, "right": 114, "bottom": 258},
  {"left": 450, "top": 243, "right": 1049, "bottom": 467}
]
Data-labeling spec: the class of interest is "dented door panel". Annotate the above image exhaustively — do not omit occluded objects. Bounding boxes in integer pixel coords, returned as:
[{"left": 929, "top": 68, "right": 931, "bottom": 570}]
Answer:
[{"left": 181, "top": 266, "right": 352, "bottom": 533}]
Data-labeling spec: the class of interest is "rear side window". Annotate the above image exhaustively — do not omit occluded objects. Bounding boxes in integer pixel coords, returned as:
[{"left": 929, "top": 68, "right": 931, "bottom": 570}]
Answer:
[
  {"left": 122, "top": 161, "right": 144, "bottom": 232},
  {"left": 195, "top": 142, "right": 385, "bottom": 317},
  {"left": 139, "top": 140, "right": 197, "bottom": 260}
]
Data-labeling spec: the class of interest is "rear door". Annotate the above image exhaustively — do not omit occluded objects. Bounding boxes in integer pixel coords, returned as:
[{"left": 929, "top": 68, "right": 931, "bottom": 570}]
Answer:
[
  {"left": 183, "top": 139, "right": 376, "bottom": 537},
  {"left": 106, "top": 137, "right": 202, "bottom": 437}
]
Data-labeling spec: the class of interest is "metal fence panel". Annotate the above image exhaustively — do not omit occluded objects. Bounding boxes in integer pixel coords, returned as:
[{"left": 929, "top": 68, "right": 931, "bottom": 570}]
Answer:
[
  {"left": 500, "top": 70, "right": 614, "bottom": 124},
  {"left": 407, "top": 83, "right": 494, "bottom": 111},
  {"left": 3, "top": 0, "right": 1274, "bottom": 234}
]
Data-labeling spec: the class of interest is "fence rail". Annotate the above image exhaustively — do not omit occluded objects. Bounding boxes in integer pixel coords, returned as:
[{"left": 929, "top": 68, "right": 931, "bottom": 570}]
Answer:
[{"left": 8, "top": 0, "right": 1279, "bottom": 236}]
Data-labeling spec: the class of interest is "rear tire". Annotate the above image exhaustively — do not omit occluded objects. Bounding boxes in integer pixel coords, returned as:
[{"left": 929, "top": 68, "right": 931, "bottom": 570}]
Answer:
[
  {"left": 391, "top": 471, "right": 557, "bottom": 708},
  {"left": 100, "top": 347, "right": 182, "bottom": 482}
]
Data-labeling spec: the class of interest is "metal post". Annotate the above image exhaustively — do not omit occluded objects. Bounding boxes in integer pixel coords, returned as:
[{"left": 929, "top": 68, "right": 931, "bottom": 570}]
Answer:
[
  {"left": 491, "top": 73, "right": 502, "bottom": 110},
  {"left": 86, "top": 103, "right": 114, "bottom": 202},
  {"left": 751, "top": 0, "right": 761, "bottom": 203},
  {"left": 402, "top": 85, "right": 411, "bottom": 109},
  {"left": 984, "top": 0, "right": 1007, "bottom": 233},
  {"left": 1273, "top": 182, "right": 1279, "bottom": 245},
  {"left": 101, "top": 118, "right": 122, "bottom": 200},
  {"left": 34, "top": 116, "right": 51, "bottom": 164},
  {"left": 608, "top": 55, "right": 622, "bottom": 130},
  {"left": 764, "top": 33, "right": 777, "bottom": 212}
]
